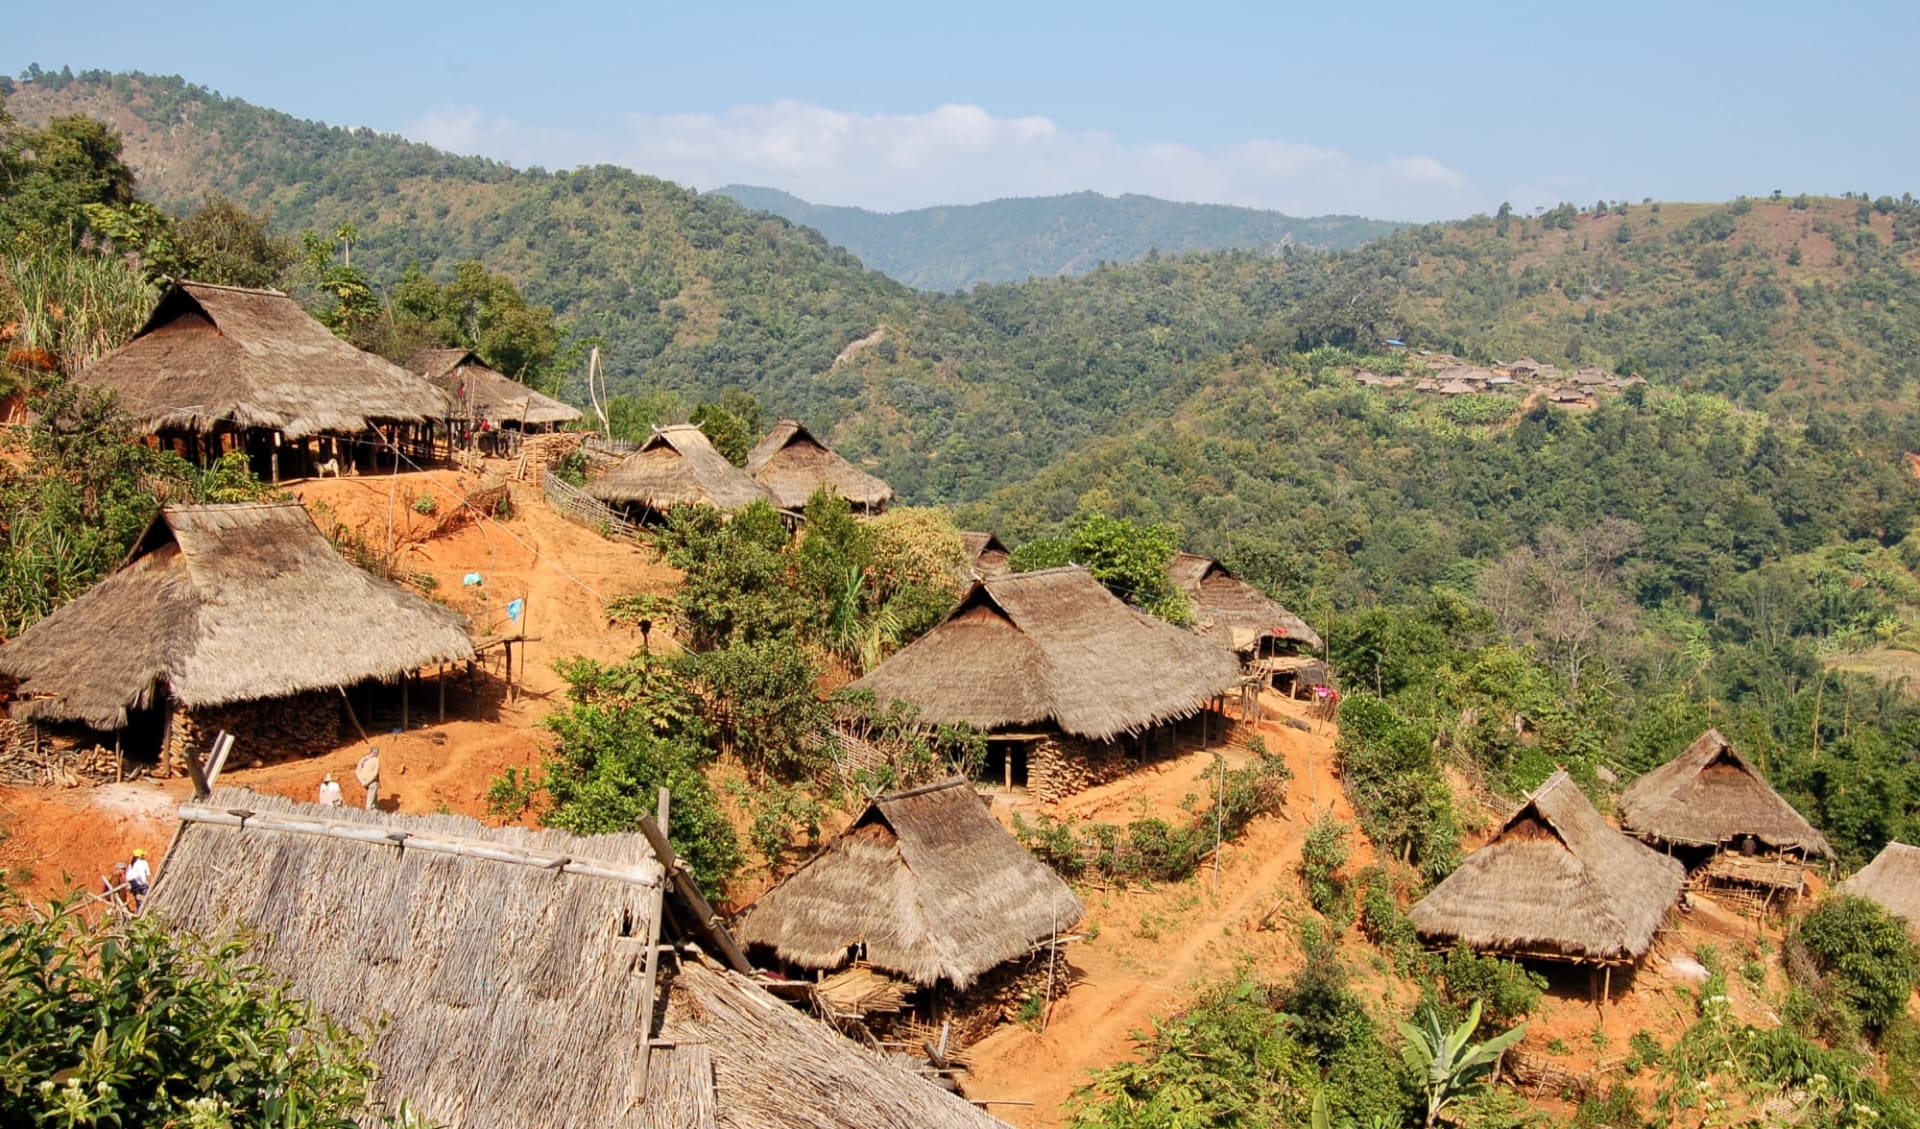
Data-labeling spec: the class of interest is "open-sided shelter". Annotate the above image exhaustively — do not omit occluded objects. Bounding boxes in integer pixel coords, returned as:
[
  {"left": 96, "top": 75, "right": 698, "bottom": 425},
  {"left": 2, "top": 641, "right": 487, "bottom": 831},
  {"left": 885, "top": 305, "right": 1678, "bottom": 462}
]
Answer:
[
  {"left": 1842, "top": 842, "right": 1920, "bottom": 936},
  {"left": 144, "top": 789, "right": 1001, "bottom": 1129},
  {"left": 745, "top": 419, "right": 894, "bottom": 513},
  {"left": 1410, "top": 771, "right": 1684, "bottom": 983},
  {"left": 406, "top": 347, "right": 581, "bottom": 431},
  {"left": 587, "top": 424, "right": 772, "bottom": 522},
  {"left": 1620, "top": 729, "right": 1833, "bottom": 907},
  {"left": 1168, "top": 552, "right": 1323, "bottom": 694},
  {"left": 0, "top": 502, "right": 474, "bottom": 768},
  {"left": 77, "top": 281, "right": 449, "bottom": 479},
  {"left": 854, "top": 567, "right": 1242, "bottom": 801},
  {"left": 736, "top": 777, "right": 1082, "bottom": 991}
]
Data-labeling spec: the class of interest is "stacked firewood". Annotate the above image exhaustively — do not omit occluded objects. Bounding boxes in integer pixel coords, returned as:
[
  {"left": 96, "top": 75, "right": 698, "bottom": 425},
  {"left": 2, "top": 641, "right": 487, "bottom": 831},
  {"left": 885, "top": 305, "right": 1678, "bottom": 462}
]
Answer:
[
  {"left": 165, "top": 693, "right": 341, "bottom": 773},
  {"left": 1030, "top": 735, "right": 1132, "bottom": 803},
  {"left": 515, "top": 432, "right": 583, "bottom": 482},
  {"left": 0, "top": 723, "right": 121, "bottom": 786}
]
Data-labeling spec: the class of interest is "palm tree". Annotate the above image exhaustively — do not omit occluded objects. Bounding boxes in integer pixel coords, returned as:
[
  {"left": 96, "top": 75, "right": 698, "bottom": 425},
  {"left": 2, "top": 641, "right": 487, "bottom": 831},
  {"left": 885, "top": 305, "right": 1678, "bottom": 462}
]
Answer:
[{"left": 1396, "top": 1000, "right": 1526, "bottom": 1127}]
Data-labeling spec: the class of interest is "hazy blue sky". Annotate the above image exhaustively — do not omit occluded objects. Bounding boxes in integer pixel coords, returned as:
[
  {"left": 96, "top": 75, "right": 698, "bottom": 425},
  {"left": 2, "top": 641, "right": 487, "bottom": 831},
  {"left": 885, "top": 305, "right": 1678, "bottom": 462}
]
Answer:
[{"left": 13, "top": 1, "right": 1918, "bottom": 220}]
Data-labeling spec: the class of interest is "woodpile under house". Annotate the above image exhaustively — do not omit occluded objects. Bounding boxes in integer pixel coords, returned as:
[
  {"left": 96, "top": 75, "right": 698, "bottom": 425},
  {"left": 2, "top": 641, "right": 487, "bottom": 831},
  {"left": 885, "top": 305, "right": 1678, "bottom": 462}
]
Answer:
[
  {"left": 77, "top": 281, "right": 449, "bottom": 480},
  {"left": 587, "top": 424, "right": 773, "bottom": 523},
  {"left": 854, "top": 566, "right": 1242, "bottom": 801},
  {"left": 745, "top": 419, "right": 894, "bottom": 513},
  {"left": 1168, "top": 552, "right": 1325, "bottom": 696},
  {"left": 1841, "top": 842, "right": 1920, "bottom": 936},
  {"left": 1410, "top": 771, "right": 1684, "bottom": 995},
  {"left": 735, "top": 777, "right": 1083, "bottom": 1047},
  {"left": 406, "top": 346, "right": 582, "bottom": 435},
  {"left": 0, "top": 502, "right": 475, "bottom": 772},
  {"left": 144, "top": 789, "right": 1001, "bottom": 1129},
  {"left": 1619, "top": 728, "right": 1834, "bottom": 912}
]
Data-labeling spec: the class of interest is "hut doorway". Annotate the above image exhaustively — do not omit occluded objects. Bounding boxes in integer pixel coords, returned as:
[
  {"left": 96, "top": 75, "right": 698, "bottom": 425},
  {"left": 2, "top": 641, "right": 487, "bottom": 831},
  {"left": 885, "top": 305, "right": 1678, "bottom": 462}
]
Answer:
[
  {"left": 120, "top": 697, "right": 171, "bottom": 765},
  {"left": 980, "top": 738, "right": 1032, "bottom": 793}
]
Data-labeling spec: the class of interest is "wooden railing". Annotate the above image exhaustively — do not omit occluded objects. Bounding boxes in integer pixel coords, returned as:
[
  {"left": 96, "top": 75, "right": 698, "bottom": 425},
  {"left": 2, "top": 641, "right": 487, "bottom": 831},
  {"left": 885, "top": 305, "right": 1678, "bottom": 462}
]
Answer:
[{"left": 540, "top": 471, "right": 647, "bottom": 543}]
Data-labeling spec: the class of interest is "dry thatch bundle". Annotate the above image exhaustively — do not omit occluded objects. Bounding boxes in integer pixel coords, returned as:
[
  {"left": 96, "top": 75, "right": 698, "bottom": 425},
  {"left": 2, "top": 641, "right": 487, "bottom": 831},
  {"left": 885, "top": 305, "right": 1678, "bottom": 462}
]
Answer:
[
  {"left": 745, "top": 419, "right": 894, "bottom": 511},
  {"left": 957, "top": 532, "right": 1010, "bottom": 580},
  {"left": 1841, "top": 842, "right": 1920, "bottom": 934},
  {"left": 587, "top": 424, "right": 772, "bottom": 512},
  {"left": 1619, "top": 729, "right": 1833, "bottom": 857},
  {"left": 854, "top": 566, "right": 1243, "bottom": 742},
  {"left": 77, "top": 282, "right": 449, "bottom": 438},
  {"left": 146, "top": 789, "right": 1003, "bottom": 1129},
  {"left": 1167, "top": 552, "right": 1322, "bottom": 653},
  {"left": 406, "top": 347, "right": 581, "bottom": 427},
  {"left": 1409, "top": 771, "right": 1684, "bottom": 964},
  {"left": 0, "top": 502, "right": 474, "bottom": 729},
  {"left": 735, "top": 778, "right": 1082, "bottom": 989}
]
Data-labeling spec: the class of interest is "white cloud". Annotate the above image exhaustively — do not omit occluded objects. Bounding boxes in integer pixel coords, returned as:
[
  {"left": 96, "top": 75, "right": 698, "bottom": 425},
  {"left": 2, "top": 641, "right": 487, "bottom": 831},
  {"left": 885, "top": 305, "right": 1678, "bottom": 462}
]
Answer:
[{"left": 406, "top": 100, "right": 1485, "bottom": 220}]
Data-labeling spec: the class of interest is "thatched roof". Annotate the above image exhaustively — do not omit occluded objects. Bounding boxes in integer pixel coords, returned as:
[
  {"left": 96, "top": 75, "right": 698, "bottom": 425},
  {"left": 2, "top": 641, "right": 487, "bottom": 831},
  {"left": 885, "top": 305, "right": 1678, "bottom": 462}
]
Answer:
[
  {"left": 145, "top": 789, "right": 1000, "bottom": 1129},
  {"left": 958, "top": 532, "right": 1010, "bottom": 580},
  {"left": 406, "top": 347, "right": 581, "bottom": 426},
  {"left": 853, "top": 566, "right": 1242, "bottom": 742},
  {"left": 735, "top": 778, "right": 1082, "bottom": 989},
  {"left": 1167, "top": 552, "right": 1322, "bottom": 653},
  {"left": 1619, "top": 729, "right": 1834, "bottom": 857},
  {"left": 1410, "top": 771, "right": 1684, "bottom": 963},
  {"left": 745, "top": 420, "right": 894, "bottom": 510},
  {"left": 587, "top": 424, "right": 772, "bottom": 511},
  {"left": 77, "top": 281, "right": 449, "bottom": 439},
  {"left": 1842, "top": 842, "right": 1920, "bottom": 934},
  {"left": 0, "top": 502, "right": 474, "bottom": 728}
]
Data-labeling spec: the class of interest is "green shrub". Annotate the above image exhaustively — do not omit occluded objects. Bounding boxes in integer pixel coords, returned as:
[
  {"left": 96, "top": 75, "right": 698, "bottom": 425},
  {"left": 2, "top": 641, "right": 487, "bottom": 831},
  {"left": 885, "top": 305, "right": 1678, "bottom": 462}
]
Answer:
[
  {"left": 1790, "top": 894, "right": 1920, "bottom": 1032},
  {"left": 410, "top": 492, "right": 437, "bottom": 515},
  {"left": 1301, "top": 812, "right": 1351, "bottom": 923},
  {"left": 1438, "top": 944, "right": 1546, "bottom": 1029}
]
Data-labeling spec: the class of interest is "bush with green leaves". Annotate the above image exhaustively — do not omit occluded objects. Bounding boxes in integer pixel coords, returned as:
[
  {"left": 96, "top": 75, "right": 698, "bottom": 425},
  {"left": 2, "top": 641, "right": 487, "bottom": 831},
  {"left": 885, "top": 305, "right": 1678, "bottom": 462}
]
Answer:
[
  {"left": 1301, "top": 811, "right": 1352, "bottom": 923},
  {"left": 0, "top": 896, "right": 410, "bottom": 1128},
  {"left": 1008, "top": 511, "right": 1192, "bottom": 624},
  {"left": 1788, "top": 894, "right": 1920, "bottom": 1033},
  {"left": 1437, "top": 944, "right": 1546, "bottom": 1030}
]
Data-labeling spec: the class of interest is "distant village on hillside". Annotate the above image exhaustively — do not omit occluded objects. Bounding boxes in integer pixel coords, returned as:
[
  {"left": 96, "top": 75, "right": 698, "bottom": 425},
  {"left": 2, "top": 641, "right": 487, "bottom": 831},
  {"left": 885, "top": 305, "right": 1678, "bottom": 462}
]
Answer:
[{"left": 1356, "top": 347, "right": 1647, "bottom": 408}]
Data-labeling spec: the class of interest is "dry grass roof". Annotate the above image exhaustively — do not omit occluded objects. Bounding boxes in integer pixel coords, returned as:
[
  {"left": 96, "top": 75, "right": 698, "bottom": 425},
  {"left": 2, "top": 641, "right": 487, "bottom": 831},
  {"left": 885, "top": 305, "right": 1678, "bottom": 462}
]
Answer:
[
  {"left": 144, "top": 789, "right": 1000, "bottom": 1129},
  {"left": 79, "top": 281, "right": 449, "bottom": 439},
  {"left": 0, "top": 502, "right": 474, "bottom": 728},
  {"left": 745, "top": 419, "right": 894, "bottom": 510},
  {"left": 1410, "top": 771, "right": 1684, "bottom": 964},
  {"left": 958, "top": 532, "right": 1010, "bottom": 580},
  {"left": 854, "top": 566, "right": 1242, "bottom": 742},
  {"left": 1841, "top": 842, "right": 1920, "bottom": 934},
  {"left": 1168, "top": 552, "right": 1323, "bottom": 652},
  {"left": 587, "top": 424, "right": 772, "bottom": 511},
  {"left": 1619, "top": 729, "right": 1834, "bottom": 857},
  {"left": 406, "top": 347, "right": 581, "bottom": 426},
  {"left": 735, "top": 778, "right": 1083, "bottom": 989}
]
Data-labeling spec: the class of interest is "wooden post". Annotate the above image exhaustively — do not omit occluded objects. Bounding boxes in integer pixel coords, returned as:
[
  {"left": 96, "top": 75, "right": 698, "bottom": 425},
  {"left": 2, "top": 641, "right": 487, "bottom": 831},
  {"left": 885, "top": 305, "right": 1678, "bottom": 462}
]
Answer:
[
  {"left": 270, "top": 431, "right": 280, "bottom": 484},
  {"left": 469, "top": 660, "right": 479, "bottom": 720},
  {"left": 638, "top": 813, "right": 752, "bottom": 974},
  {"left": 401, "top": 674, "right": 409, "bottom": 731},
  {"left": 438, "top": 663, "right": 446, "bottom": 724},
  {"left": 636, "top": 788, "right": 671, "bottom": 1096}
]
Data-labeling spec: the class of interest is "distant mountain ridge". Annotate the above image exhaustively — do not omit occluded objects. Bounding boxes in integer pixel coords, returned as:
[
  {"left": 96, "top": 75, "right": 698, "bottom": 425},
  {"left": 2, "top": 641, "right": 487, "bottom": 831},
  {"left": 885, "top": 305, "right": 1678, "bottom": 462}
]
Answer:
[{"left": 712, "top": 185, "right": 1402, "bottom": 291}]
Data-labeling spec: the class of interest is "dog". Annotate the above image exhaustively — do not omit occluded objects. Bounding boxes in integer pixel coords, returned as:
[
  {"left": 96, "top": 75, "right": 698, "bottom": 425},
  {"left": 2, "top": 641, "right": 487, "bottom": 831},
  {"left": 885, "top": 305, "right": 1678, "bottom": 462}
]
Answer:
[{"left": 315, "top": 458, "right": 349, "bottom": 478}]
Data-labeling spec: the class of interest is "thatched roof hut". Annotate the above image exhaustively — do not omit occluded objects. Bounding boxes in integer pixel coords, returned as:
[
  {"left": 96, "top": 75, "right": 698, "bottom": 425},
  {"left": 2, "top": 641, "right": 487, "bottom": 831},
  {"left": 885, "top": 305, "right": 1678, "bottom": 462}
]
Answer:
[
  {"left": 735, "top": 778, "right": 1082, "bottom": 989},
  {"left": 958, "top": 532, "right": 1010, "bottom": 580},
  {"left": 1619, "top": 729, "right": 1834, "bottom": 858},
  {"left": 406, "top": 347, "right": 581, "bottom": 428},
  {"left": 1410, "top": 771, "right": 1684, "bottom": 964},
  {"left": 1168, "top": 552, "right": 1322, "bottom": 653},
  {"left": 77, "top": 281, "right": 448, "bottom": 439},
  {"left": 745, "top": 420, "right": 894, "bottom": 511},
  {"left": 0, "top": 502, "right": 474, "bottom": 730},
  {"left": 145, "top": 789, "right": 1000, "bottom": 1129},
  {"left": 854, "top": 566, "right": 1241, "bottom": 743},
  {"left": 1842, "top": 842, "right": 1920, "bottom": 934},
  {"left": 587, "top": 424, "right": 772, "bottom": 514}
]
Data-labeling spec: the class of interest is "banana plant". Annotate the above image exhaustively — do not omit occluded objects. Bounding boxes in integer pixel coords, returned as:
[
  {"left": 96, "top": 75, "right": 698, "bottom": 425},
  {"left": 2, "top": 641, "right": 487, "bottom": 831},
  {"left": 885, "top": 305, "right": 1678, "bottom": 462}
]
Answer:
[{"left": 1395, "top": 1000, "right": 1526, "bottom": 1127}]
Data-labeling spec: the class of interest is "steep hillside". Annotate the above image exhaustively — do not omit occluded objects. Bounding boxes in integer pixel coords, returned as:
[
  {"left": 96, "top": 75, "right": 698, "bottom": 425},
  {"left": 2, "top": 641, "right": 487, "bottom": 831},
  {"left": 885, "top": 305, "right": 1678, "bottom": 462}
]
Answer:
[{"left": 713, "top": 184, "right": 1401, "bottom": 290}]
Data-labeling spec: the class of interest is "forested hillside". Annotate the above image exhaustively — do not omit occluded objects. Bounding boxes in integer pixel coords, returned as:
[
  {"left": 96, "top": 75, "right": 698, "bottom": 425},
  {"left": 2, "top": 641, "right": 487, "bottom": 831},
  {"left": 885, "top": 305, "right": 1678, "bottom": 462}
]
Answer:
[{"left": 712, "top": 184, "right": 1401, "bottom": 290}]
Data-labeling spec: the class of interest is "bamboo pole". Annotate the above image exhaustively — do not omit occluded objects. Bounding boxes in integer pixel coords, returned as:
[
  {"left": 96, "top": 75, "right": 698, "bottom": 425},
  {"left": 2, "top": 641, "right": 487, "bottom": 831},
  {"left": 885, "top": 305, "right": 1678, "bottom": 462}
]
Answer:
[
  {"left": 637, "top": 787, "right": 670, "bottom": 1098},
  {"left": 638, "top": 813, "right": 752, "bottom": 974}
]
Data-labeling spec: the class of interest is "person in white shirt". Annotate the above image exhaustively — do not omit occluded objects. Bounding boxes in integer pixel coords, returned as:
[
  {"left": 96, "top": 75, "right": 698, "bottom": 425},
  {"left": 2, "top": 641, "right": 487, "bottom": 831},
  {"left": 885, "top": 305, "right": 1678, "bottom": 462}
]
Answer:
[
  {"left": 318, "top": 773, "right": 344, "bottom": 807},
  {"left": 355, "top": 747, "right": 381, "bottom": 810},
  {"left": 124, "top": 849, "right": 152, "bottom": 910}
]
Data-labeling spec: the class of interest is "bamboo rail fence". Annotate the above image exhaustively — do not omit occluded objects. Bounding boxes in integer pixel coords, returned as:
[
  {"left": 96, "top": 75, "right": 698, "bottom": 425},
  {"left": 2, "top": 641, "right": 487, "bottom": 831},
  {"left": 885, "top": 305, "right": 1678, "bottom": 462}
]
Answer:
[{"left": 540, "top": 470, "right": 647, "bottom": 543}]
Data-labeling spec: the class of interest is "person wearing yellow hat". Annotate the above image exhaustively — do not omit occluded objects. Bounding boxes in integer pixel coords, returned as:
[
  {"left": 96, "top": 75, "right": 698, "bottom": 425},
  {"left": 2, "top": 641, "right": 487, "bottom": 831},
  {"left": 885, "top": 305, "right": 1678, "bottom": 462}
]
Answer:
[{"left": 125, "top": 848, "right": 152, "bottom": 910}]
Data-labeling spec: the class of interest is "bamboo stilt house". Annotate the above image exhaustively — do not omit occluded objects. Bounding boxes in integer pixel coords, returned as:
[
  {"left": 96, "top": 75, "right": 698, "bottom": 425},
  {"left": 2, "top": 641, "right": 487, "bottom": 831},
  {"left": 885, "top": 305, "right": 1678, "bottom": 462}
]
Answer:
[
  {"left": 1167, "top": 552, "right": 1323, "bottom": 693},
  {"left": 735, "top": 777, "right": 1083, "bottom": 990},
  {"left": 854, "top": 567, "right": 1242, "bottom": 801},
  {"left": 1619, "top": 729, "right": 1833, "bottom": 904},
  {"left": 745, "top": 419, "right": 894, "bottom": 512},
  {"left": 586, "top": 424, "right": 772, "bottom": 521},
  {"left": 405, "top": 347, "right": 582, "bottom": 430},
  {"left": 1410, "top": 771, "right": 1684, "bottom": 967},
  {"left": 144, "top": 789, "right": 1002, "bottom": 1129},
  {"left": 1840, "top": 842, "right": 1920, "bottom": 936},
  {"left": 0, "top": 502, "right": 474, "bottom": 765},
  {"left": 76, "top": 281, "right": 450, "bottom": 478}
]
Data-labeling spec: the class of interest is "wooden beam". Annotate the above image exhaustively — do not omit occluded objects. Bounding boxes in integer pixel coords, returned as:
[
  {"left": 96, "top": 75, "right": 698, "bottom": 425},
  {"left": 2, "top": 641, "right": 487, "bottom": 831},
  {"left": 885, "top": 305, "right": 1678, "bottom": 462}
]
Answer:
[
  {"left": 636, "top": 787, "right": 669, "bottom": 1098},
  {"left": 638, "top": 812, "right": 752, "bottom": 974}
]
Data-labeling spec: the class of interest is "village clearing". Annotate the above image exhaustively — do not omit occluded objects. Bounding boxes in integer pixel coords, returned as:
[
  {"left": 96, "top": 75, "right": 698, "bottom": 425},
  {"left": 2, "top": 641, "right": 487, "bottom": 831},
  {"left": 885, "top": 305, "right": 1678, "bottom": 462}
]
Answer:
[{"left": 0, "top": 466, "right": 1818, "bottom": 1128}]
